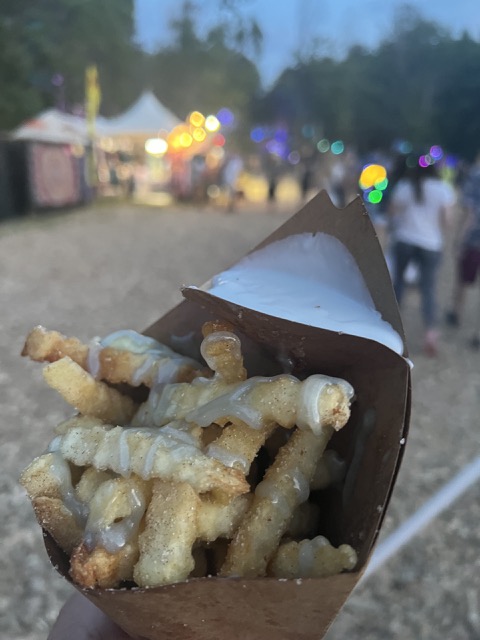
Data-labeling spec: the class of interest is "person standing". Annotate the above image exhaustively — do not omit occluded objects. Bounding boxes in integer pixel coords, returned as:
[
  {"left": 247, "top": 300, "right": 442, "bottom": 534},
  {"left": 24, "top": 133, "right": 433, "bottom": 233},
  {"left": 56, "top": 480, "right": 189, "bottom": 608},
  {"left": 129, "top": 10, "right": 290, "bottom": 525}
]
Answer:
[
  {"left": 389, "top": 161, "right": 456, "bottom": 356},
  {"left": 445, "top": 153, "right": 480, "bottom": 348}
]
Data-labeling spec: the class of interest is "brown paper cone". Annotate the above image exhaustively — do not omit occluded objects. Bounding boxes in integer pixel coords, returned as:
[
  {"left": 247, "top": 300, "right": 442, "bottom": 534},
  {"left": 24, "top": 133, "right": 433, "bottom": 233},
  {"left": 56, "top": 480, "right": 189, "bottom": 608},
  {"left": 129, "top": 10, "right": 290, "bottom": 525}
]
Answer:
[{"left": 43, "top": 191, "right": 411, "bottom": 639}]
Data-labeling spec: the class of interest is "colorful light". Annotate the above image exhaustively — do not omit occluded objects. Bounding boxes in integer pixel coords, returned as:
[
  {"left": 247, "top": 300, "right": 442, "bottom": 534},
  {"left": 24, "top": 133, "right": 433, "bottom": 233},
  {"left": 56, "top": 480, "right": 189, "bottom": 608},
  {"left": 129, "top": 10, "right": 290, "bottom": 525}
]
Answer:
[
  {"left": 418, "top": 155, "right": 429, "bottom": 168},
  {"left": 368, "top": 190, "right": 383, "bottom": 204},
  {"left": 250, "top": 127, "right": 264, "bottom": 143},
  {"left": 317, "top": 139, "right": 330, "bottom": 153},
  {"left": 359, "top": 164, "right": 387, "bottom": 190},
  {"left": 192, "top": 127, "right": 207, "bottom": 142},
  {"left": 189, "top": 111, "right": 205, "bottom": 127},
  {"left": 179, "top": 132, "right": 193, "bottom": 148},
  {"left": 302, "top": 124, "right": 315, "bottom": 138},
  {"left": 375, "top": 177, "right": 389, "bottom": 191},
  {"left": 205, "top": 115, "right": 220, "bottom": 132},
  {"left": 217, "top": 108, "right": 234, "bottom": 127},
  {"left": 213, "top": 133, "right": 225, "bottom": 146},
  {"left": 430, "top": 145, "right": 443, "bottom": 160},
  {"left": 331, "top": 140, "right": 344, "bottom": 155}
]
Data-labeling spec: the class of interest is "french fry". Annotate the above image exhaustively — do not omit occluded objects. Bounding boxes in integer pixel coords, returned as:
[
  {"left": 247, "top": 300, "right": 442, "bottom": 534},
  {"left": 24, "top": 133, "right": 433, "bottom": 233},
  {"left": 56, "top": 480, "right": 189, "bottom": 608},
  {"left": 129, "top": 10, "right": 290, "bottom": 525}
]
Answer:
[
  {"left": 268, "top": 536, "right": 357, "bottom": 579},
  {"left": 136, "top": 372, "right": 353, "bottom": 434},
  {"left": 70, "top": 474, "right": 151, "bottom": 589},
  {"left": 200, "top": 329, "right": 247, "bottom": 384},
  {"left": 196, "top": 493, "right": 252, "bottom": 542},
  {"left": 133, "top": 480, "right": 199, "bottom": 587},
  {"left": 221, "top": 426, "right": 340, "bottom": 578},
  {"left": 20, "top": 453, "right": 86, "bottom": 554},
  {"left": 23, "top": 326, "right": 204, "bottom": 387},
  {"left": 43, "top": 357, "right": 138, "bottom": 424},
  {"left": 56, "top": 420, "right": 250, "bottom": 496},
  {"left": 21, "top": 320, "right": 357, "bottom": 589}
]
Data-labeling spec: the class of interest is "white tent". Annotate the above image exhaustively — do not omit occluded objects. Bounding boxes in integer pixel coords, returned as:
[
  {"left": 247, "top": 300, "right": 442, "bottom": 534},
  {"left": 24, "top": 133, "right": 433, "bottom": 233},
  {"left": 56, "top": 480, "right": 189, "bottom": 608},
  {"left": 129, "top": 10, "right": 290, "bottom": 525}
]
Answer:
[
  {"left": 12, "top": 109, "right": 90, "bottom": 145},
  {"left": 99, "top": 91, "right": 181, "bottom": 137}
]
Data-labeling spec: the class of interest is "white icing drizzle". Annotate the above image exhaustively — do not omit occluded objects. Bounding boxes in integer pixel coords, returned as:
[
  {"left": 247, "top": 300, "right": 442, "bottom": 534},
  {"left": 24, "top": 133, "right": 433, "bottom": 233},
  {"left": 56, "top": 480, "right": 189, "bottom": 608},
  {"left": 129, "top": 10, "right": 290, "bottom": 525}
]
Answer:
[
  {"left": 99, "top": 424, "right": 200, "bottom": 480},
  {"left": 84, "top": 484, "right": 146, "bottom": 554},
  {"left": 47, "top": 452, "right": 89, "bottom": 525},
  {"left": 296, "top": 374, "right": 354, "bottom": 435},
  {"left": 86, "top": 337, "right": 103, "bottom": 379},
  {"left": 205, "top": 443, "right": 249, "bottom": 473},
  {"left": 100, "top": 330, "right": 174, "bottom": 356},
  {"left": 290, "top": 468, "right": 310, "bottom": 503},
  {"left": 255, "top": 479, "right": 292, "bottom": 518},
  {"left": 185, "top": 377, "right": 273, "bottom": 429}
]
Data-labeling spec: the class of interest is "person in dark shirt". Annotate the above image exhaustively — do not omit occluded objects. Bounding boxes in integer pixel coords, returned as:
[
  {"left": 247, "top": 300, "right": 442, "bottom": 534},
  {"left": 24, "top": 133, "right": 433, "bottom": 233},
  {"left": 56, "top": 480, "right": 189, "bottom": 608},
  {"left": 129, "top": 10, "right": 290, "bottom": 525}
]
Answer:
[{"left": 446, "top": 154, "right": 480, "bottom": 348}]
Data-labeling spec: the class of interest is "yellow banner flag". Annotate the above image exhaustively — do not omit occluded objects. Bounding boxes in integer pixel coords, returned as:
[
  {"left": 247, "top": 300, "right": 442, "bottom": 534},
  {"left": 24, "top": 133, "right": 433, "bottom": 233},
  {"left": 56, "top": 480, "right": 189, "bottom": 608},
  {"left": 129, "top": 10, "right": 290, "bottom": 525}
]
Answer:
[{"left": 85, "top": 65, "right": 101, "bottom": 137}]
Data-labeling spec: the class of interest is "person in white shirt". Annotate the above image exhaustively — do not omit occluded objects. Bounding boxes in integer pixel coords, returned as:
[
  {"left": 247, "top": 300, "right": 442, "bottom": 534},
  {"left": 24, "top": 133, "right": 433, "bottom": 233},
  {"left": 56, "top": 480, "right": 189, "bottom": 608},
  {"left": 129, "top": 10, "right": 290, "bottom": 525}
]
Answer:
[{"left": 389, "top": 161, "right": 456, "bottom": 355}]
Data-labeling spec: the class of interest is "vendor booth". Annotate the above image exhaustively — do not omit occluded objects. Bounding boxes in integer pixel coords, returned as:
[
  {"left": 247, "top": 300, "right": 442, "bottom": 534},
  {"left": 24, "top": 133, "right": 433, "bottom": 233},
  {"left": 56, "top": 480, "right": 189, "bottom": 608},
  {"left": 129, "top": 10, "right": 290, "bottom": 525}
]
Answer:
[{"left": 10, "top": 110, "right": 92, "bottom": 212}]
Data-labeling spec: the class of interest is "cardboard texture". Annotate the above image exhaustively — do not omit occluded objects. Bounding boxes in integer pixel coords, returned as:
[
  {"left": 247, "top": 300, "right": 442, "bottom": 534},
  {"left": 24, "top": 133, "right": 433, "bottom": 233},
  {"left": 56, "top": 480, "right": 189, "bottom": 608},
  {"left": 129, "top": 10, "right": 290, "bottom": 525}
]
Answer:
[{"left": 42, "top": 191, "right": 411, "bottom": 639}]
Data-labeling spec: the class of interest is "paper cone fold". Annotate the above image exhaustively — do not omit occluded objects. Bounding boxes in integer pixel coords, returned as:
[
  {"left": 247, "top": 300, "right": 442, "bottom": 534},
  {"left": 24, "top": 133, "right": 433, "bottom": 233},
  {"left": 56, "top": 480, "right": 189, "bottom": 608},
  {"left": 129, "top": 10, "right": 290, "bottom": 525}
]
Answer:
[{"left": 43, "top": 191, "right": 411, "bottom": 639}]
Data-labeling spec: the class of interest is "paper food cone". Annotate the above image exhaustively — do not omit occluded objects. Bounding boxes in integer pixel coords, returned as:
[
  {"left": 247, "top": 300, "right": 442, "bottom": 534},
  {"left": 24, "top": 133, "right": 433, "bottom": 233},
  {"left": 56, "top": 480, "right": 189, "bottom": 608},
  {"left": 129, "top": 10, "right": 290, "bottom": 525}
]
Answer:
[{"left": 43, "top": 191, "right": 411, "bottom": 639}]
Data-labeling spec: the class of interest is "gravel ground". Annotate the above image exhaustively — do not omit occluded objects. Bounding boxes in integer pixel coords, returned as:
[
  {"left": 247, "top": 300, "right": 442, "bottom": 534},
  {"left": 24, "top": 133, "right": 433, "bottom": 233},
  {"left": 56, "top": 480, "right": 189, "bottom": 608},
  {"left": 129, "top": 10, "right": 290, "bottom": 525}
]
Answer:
[{"left": 1, "top": 201, "right": 479, "bottom": 639}]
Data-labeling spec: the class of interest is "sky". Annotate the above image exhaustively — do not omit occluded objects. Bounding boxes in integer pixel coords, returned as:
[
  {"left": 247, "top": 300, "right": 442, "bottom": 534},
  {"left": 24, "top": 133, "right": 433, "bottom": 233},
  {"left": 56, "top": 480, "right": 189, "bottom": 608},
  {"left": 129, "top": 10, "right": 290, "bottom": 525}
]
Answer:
[{"left": 135, "top": 0, "right": 480, "bottom": 87}]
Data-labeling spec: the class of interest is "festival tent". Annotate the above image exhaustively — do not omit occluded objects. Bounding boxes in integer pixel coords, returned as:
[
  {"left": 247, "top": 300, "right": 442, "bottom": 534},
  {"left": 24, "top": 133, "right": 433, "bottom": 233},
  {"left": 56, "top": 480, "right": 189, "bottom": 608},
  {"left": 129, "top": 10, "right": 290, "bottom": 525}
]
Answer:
[
  {"left": 9, "top": 109, "right": 98, "bottom": 211},
  {"left": 99, "top": 91, "right": 182, "bottom": 138},
  {"left": 12, "top": 109, "right": 90, "bottom": 145}
]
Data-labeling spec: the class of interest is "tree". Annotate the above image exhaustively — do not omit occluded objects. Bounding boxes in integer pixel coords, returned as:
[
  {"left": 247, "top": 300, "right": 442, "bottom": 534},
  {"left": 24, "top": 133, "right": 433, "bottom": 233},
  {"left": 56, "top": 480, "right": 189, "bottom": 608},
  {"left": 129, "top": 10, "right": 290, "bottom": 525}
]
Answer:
[
  {"left": 149, "top": 1, "right": 262, "bottom": 143},
  {"left": 0, "top": 0, "right": 143, "bottom": 127}
]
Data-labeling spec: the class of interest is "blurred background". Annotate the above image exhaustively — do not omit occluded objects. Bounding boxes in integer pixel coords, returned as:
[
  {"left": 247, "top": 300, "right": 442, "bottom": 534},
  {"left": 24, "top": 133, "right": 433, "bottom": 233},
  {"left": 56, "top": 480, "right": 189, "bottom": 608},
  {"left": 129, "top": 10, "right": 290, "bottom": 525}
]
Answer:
[
  {"left": 1, "top": 1, "right": 480, "bottom": 639},
  {"left": 1, "top": 0, "right": 480, "bottom": 214}
]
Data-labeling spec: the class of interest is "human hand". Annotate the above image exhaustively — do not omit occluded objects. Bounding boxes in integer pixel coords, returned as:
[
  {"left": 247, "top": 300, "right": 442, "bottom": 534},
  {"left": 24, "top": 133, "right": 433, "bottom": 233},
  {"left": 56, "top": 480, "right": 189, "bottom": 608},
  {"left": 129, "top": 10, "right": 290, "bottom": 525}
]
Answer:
[{"left": 48, "top": 591, "right": 133, "bottom": 640}]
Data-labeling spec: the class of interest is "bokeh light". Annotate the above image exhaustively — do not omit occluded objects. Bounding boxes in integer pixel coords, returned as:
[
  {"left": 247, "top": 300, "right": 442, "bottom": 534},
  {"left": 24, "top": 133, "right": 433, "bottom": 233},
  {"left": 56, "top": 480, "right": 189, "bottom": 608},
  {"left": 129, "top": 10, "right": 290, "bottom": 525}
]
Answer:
[
  {"left": 145, "top": 137, "right": 168, "bottom": 155},
  {"left": 250, "top": 127, "right": 264, "bottom": 143},
  {"left": 213, "top": 133, "right": 225, "bottom": 146},
  {"left": 192, "top": 127, "right": 207, "bottom": 142},
  {"left": 288, "top": 150, "right": 300, "bottom": 164},
  {"left": 205, "top": 115, "right": 220, "bottom": 132},
  {"left": 430, "top": 145, "right": 444, "bottom": 160},
  {"left": 189, "top": 111, "right": 205, "bottom": 127},
  {"left": 368, "top": 190, "right": 383, "bottom": 204},
  {"left": 179, "top": 132, "right": 193, "bottom": 148},
  {"left": 331, "top": 140, "right": 344, "bottom": 155},
  {"left": 216, "top": 108, "right": 234, "bottom": 127},
  {"left": 359, "top": 164, "right": 387, "bottom": 190},
  {"left": 317, "top": 139, "right": 330, "bottom": 153},
  {"left": 302, "top": 124, "right": 315, "bottom": 138}
]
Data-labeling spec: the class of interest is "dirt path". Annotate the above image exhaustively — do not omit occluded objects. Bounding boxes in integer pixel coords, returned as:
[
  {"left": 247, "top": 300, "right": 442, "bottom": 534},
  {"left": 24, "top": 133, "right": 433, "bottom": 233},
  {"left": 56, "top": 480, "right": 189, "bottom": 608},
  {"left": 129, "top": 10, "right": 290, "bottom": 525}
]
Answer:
[{"left": 1, "top": 202, "right": 479, "bottom": 639}]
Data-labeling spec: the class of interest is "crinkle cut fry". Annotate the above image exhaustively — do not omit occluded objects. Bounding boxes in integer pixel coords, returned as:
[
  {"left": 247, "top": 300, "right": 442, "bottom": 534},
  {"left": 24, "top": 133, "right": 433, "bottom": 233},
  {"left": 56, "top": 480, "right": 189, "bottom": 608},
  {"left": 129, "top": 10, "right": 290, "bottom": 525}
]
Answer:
[
  {"left": 196, "top": 493, "right": 252, "bottom": 542},
  {"left": 142, "top": 373, "right": 353, "bottom": 433},
  {"left": 200, "top": 328, "right": 246, "bottom": 384},
  {"left": 20, "top": 453, "right": 84, "bottom": 554},
  {"left": 268, "top": 536, "right": 358, "bottom": 579},
  {"left": 22, "top": 325, "right": 203, "bottom": 387},
  {"left": 134, "top": 480, "right": 200, "bottom": 588},
  {"left": 43, "top": 357, "right": 138, "bottom": 425},
  {"left": 58, "top": 422, "right": 249, "bottom": 495},
  {"left": 221, "top": 426, "right": 336, "bottom": 578},
  {"left": 70, "top": 475, "right": 151, "bottom": 589},
  {"left": 205, "top": 420, "right": 277, "bottom": 474}
]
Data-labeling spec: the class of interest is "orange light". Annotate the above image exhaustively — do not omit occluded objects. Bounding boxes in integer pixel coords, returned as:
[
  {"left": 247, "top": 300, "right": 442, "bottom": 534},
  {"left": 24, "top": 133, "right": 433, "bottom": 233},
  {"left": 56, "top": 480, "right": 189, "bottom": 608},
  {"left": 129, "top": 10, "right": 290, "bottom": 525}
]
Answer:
[{"left": 179, "top": 132, "right": 193, "bottom": 148}]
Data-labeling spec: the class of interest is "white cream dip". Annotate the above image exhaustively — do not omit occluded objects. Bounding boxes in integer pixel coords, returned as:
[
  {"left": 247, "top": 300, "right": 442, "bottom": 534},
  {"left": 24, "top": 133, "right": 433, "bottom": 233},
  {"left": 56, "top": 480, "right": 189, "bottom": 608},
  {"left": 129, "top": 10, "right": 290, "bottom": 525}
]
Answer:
[{"left": 202, "top": 232, "right": 404, "bottom": 355}]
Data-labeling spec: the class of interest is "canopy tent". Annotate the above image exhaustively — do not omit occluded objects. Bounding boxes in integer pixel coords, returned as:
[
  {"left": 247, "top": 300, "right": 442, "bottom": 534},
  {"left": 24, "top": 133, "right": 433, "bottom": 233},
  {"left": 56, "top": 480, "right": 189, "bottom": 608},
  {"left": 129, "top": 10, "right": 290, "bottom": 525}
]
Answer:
[
  {"left": 12, "top": 109, "right": 90, "bottom": 145},
  {"left": 99, "top": 91, "right": 182, "bottom": 138}
]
